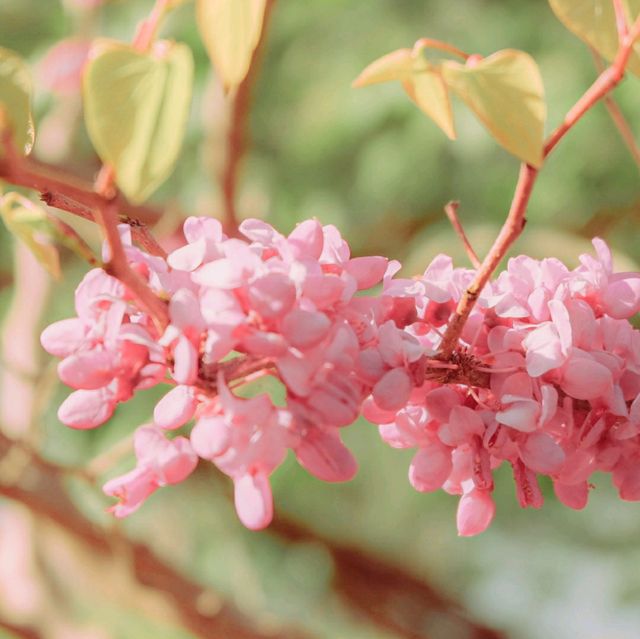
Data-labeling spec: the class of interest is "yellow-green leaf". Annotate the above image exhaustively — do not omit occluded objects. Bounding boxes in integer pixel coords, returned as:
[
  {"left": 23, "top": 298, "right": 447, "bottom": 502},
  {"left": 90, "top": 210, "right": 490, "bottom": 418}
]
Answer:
[
  {"left": 0, "top": 193, "right": 61, "bottom": 278},
  {"left": 0, "top": 46, "right": 34, "bottom": 156},
  {"left": 403, "top": 70, "right": 456, "bottom": 140},
  {"left": 442, "top": 50, "right": 546, "bottom": 167},
  {"left": 548, "top": 0, "right": 640, "bottom": 75},
  {"left": 354, "top": 48, "right": 456, "bottom": 139},
  {"left": 352, "top": 48, "right": 414, "bottom": 87},
  {"left": 83, "top": 39, "right": 194, "bottom": 203},
  {"left": 196, "top": 0, "right": 266, "bottom": 91}
]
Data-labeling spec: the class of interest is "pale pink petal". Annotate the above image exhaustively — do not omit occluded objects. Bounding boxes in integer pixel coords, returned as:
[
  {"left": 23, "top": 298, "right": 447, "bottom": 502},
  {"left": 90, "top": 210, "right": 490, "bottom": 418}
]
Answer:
[
  {"left": 409, "top": 442, "right": 452, "bottom": 492},
  {"left": 183, "top": 216, "right": 224, "bottom": 244},
  {"left": 345, "top": 256, "right": 388, "bottom": 290},
  {"left": 456, "top": 489, "right": 496, "bottom": 536},
  {"left": 234, "top": 472, "right": 273, "bottom": 530},
  {"left": 520, "top": 432, "right": 565, "bottom": 474},
  {"left": 58, "top": 389, "right": 115, "bottom": 429},
  {"left": 295, "top": 428, "right": 357, "bottom": 482},
  {"left": 154, "top": 385, "right": 197, "bottom": 430},
  {"left": 361, "top": 397, "right": 398, "bottom": 424},
  {"left": 496, "top": 400, "right": 539, "bottom": 433},
  {"left": 602, "top": 275, "right": 640, "bottom": 319},
  {"left": 167, "top": 238, "right": 207, "bottom": 271},
  {"left": 191, "top": 415, "right": 230, "bottom": 459},
  {"left": 58, "top": 351, "right": 116, "bottom": 389},
  {"left": 40, "top": 318, "right": 85, "bottom": 357},
  {"left": 157, "top": 437, "right": 198, "bottom": 484},
  {"left": 287, "top": 219, "right": 323, "bottom": 260},
  {"left": 172, "top": 335, "right": 198, "bottom": 385},
  {"left": 553, "top": 480, "right": 589, "bottom": 510},
  {"left": 561, "top": 356, "right": 612, "bottom": 400},
  {"left": 247, "top": 272, "right": 296, "bottom": 319},
  {"left": 103, "top": 467, "right": 157, "bottom": 518},
  {"left": 281, "top": 309, "right": 331, "bottom": 349},
  {"left": 424, "top": 387, "right": 461, "bottom": 423},
  {"left": 372, "top": 368, "right": 411, "bottom": 412}
]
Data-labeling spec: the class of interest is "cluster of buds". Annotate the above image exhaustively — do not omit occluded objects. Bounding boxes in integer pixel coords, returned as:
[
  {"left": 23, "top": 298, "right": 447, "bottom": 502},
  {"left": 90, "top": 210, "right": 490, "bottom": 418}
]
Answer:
[{"left": 41, "top": 219, "right": 640, "bottom": 535}]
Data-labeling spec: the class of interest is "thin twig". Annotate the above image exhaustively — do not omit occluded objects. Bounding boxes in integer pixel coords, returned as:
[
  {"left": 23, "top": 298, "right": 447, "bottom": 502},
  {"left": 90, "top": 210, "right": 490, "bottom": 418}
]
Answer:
[
  {"left": 220, "top": 0, "right": 276, "bottom": 236},
  {"left": 444, "top": 201, "right": 481, "bottom": 268},
  {"left": 591, "top": 48, "right": 640, "bottom": 169},
  {"left": 438, "top": 12, "right": 640, "bottom": 358},
  {"left": 0, "top": 618, "right": 41, "bottom": 639},
  {"left": 613, "top": 0, "right": 629, "bottom": 40}
]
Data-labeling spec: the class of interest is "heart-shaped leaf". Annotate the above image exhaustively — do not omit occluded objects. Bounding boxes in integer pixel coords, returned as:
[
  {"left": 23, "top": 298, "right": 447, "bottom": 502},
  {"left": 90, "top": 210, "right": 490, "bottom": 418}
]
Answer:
[
  {"left": 354, "top": 48, "right": 456, "bottom": 139},
  {"left": 197, "top": 0, "right": 266, "bottom": 91},
  {"left": 352, "top": 48, "right": 414, "bottom": 87},
  {"left": 442, "top": 50, "right": 546, "bottom": 167},
  {"left": 0, "top": 46, "right": 34, "bottom": 156},
  {"left": 403, "top": 69, "right": 456, "bottom": 140},
  {"left": 83, "top": 39, "right": 193, "bottom": 203},
  {"left": 548, "top": 0, "right": 640, "bottom": 75}
]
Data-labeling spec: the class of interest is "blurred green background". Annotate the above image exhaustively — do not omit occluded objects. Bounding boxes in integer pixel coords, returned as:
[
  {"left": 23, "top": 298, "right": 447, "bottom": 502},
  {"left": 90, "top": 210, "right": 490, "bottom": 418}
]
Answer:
[{"left": 1, "top": 1, "right": 640, "bottom": 638}]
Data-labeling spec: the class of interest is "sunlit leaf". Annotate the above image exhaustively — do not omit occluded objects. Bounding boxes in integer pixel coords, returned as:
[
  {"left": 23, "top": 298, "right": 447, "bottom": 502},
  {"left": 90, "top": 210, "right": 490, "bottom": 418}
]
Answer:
[
  {"left": 83, "top": 39, "right": 194, "bottom": 203},
  {"left": 0, "top": 192, "right": 61, "bottom": 278},
  {"left": 352, "top": 48, "right": 414, "bottom": 87},
  {"left": 354, "top": 48, "right": 456, "bottom": 139},
  {"left": 403, "top": 69, "right": 456, "bottom": 140},
  {"left": 442, "top": 50, "right": 546, "bottom": 167},
  {"left": 196, "top": 0, "right": 266, "bottom": 91},
  {"left": 0, "top": 46, "right": 34, "bottom": 156},
  {"left": 548, "top": 0, "right": 640, "bottom": 75}
]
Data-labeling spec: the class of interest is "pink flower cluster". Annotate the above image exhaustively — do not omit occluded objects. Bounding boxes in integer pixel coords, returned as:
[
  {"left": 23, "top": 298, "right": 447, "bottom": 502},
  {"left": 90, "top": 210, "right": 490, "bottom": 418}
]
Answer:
[
  {"left": 41, "top": 219, "right": 640, "bottom": 535},
  {"left": 368, "top": 239, "right": 640, "bottom": 535},
  {"left": 42, "top": 218, "right": 389, "bottom": 529}
]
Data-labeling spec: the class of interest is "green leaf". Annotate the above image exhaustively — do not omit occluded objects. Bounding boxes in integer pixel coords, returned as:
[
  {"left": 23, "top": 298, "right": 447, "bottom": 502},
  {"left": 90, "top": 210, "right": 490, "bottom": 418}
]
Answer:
[
  {"left": 83, "top": 39, "right": 194, "bottom": 203},
  {"left": 442, "top": 50, "right": 546, "bottom": 167},
  {"left": 196, "top": 0, "right": 266, "bottom": 91},
  {"left": 548, "top": 0, "right": 640, "bottom": 74},
  {"left": 0, "top": 46, "right": 34, "bottom": 156},
  {"left": 0, "top": 192, "right": 61, "bottom": 278},
  {"left": 352, "top": 48, "right": 414, "bottom": 87},
  {"left": 403, "top": 69, "right": 456, "bottom": 140}
]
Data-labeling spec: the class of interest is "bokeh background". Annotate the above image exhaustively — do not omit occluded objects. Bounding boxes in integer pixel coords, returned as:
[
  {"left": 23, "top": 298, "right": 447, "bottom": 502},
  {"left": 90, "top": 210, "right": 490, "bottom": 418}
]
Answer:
[{"left": 1, "top": 1, "right": 640, "bottom": 638}]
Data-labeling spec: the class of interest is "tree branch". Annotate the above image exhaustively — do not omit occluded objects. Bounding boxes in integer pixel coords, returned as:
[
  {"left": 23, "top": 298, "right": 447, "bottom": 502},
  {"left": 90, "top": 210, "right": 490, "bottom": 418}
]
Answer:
[
  {"left": 0, "top": 432, "right": 312, "bottom": 639},
  {"left": 438, "top": 13, "right": 640, "bottom": 358},
  {"left": 220, "top": 0, "right": 276, "bottom": 236}
]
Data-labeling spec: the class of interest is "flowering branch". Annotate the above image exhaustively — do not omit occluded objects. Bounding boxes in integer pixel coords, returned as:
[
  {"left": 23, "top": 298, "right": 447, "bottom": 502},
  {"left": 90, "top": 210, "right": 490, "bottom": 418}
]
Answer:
[{"left": 438, "top": 10, "right": 640, "bottom": 357}]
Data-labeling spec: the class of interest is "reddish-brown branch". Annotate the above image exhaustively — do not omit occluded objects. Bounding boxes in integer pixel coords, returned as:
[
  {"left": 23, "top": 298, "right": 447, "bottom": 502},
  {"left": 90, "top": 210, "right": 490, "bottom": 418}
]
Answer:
[
  {"left": 270, "top": 515, "right": 504, "bottom": 639},
  {"left": 0, "top": 618, "right": 41, "bottom": 639},
  {"left": 0, "top": 432, "right": 312, "bottom": 639},
  {"left": 444, "top": 201, "right": 481, "bottom": 268},
  {"left": 438, "top": 12, "right": 640, "bottom": 358},
  {"left": 94, "top": 199, "right": 169, "bottom": 329},
  {"left": 220, "top": 0, "right": 276, "bottom": 236}
]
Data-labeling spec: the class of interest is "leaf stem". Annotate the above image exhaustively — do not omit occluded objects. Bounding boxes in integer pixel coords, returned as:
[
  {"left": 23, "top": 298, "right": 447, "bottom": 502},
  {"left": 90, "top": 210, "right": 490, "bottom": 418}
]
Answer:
[
  {"left": 413, "top": 38, "right": 470, "bottom": 61},
  {"left": 438, "top": 13, "right": 640, "bottom": 358}
]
